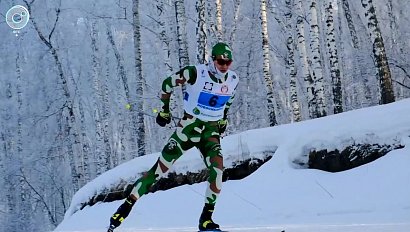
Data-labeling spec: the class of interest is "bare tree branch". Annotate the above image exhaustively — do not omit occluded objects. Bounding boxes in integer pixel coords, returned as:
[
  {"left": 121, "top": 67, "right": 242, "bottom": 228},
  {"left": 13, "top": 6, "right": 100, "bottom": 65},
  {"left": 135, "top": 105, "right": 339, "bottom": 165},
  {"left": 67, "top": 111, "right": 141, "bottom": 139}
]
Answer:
[
  {"left": 18, "top": 170, "right": 58, "bottom": 226},
  {"left": 49, "top": 2, "right": 62, "bottom": 42}
]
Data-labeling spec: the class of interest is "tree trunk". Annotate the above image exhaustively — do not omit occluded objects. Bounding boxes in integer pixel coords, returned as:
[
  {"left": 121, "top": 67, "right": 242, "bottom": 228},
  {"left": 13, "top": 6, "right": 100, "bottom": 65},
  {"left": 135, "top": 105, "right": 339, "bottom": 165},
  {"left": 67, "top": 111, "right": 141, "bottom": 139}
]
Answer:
[
  {"left": 361, "top": 0, "right": 395, "bottom": 104},
  {"left": 215, "top": 0, "right": 223, "bottom": 41},
  {"left": 196, "top": 0, "right": 207, "bottom": 63},
  {"left": 296, "top": 0, "right": 315, "bottom": 120},
  {"left": 341, "top": 0, "right": 359, "bottom": 49},
  {"left": 175, "top": 0, "right": 190, "bottom": 67},
  {"left": 158, "top": 0, "right": 173, "bottom": 75},
  {"left": 229, "top": 0, "right": 242, "bottom": 44},
  {"left": 260, "top": 0, "right": 277, "bottom": 126},
  {"left": 308, "top": 0, "right": 327, "bottom": 118},
  {"left": 325, "top": 0, "right": 343, "bottom": 114},
  {"left": 173, "top": 0, "right": 189, "bottom": 118},
  {"left": 285, "top": 0, "right": 301, "bottom": 122},
  {"left": 90, "top": 20, "right": 110, "bottom": 175},
  {"left": 132, "top": 0, "right": 146, "bottom": 157}
]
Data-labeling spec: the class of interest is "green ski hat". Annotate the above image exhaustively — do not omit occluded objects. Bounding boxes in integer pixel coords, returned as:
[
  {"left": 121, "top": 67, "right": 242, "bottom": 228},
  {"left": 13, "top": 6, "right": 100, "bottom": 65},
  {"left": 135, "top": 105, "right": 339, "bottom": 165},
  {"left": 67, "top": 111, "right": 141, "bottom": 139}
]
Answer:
[{"left": 211, "top": 42, "right": 233, "bottom": 60}]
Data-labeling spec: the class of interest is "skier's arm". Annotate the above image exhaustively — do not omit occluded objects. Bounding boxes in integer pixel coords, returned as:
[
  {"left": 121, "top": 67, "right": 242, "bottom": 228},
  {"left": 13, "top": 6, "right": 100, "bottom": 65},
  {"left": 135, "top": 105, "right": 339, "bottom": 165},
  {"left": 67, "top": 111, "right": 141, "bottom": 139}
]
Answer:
[{"left": 160, "top": 66, "right": 197, "bottom": 113}]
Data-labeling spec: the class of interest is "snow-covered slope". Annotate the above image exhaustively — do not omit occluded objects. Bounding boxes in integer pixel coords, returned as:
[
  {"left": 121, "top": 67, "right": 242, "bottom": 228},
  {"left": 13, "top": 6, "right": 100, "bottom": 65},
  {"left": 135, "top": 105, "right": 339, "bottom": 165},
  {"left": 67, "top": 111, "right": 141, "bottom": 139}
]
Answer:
[{"left": 55, "top": 99, "right": 410, "bottom": 232}]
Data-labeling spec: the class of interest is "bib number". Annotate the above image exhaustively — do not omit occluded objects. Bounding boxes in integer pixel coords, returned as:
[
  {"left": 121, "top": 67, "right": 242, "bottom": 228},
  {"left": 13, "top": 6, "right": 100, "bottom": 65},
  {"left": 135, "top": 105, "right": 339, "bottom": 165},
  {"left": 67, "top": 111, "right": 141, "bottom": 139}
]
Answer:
[{"left": 198, "top": 92, "right": 230, "bottom": 110}]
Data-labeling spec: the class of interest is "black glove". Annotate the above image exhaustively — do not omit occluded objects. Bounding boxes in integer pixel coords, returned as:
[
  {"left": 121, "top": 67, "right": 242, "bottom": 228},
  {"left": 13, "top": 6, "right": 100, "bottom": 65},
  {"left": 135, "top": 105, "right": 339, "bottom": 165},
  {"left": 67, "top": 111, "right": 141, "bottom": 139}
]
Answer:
[
  {"left": 217, "top": 119, "right": 228, "bottom": 134},
  {"left": 156, "top": 111, "right": 171, "bottom": 127}
]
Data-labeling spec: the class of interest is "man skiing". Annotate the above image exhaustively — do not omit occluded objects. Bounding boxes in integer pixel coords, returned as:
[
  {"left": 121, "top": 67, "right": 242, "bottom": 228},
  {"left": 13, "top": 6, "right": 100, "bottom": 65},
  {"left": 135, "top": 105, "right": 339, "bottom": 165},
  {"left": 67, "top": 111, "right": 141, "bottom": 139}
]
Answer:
[{"left": 108, "top": 42, "right": 239, "bottom": 232}]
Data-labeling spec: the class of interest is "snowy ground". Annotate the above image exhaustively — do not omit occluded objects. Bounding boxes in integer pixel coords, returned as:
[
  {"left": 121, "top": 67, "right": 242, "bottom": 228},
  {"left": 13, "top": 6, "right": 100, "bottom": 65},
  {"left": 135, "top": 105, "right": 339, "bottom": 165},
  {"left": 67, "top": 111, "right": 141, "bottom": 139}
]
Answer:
[{"left": 55, "top": 99, "right": 410, "bottom": 232}]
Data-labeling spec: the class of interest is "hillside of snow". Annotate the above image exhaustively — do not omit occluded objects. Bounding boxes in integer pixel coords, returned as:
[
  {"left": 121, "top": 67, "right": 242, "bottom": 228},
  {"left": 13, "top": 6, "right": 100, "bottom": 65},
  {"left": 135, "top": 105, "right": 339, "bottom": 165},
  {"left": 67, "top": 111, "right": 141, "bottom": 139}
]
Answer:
[{"left": 55, "top": 99, "right": 410, "bottom": 232}]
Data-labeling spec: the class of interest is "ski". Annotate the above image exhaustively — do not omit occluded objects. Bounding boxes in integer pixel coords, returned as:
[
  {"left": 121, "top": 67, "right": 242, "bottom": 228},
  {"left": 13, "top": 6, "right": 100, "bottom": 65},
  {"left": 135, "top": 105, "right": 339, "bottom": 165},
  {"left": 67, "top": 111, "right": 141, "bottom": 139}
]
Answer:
[
  {"left": 198, "top": 230, "right": 228, "bottom": 232},
  {"left": 107, "top": 225, "right": 115, "bottom": 232}
]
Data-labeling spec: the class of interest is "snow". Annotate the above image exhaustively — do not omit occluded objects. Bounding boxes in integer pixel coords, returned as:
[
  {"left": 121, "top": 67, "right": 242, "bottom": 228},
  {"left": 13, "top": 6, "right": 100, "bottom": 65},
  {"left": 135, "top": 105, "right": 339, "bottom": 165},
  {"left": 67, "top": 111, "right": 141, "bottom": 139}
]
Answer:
[{"left": 55, "top": 99, "right": 410, "bottom": 232}]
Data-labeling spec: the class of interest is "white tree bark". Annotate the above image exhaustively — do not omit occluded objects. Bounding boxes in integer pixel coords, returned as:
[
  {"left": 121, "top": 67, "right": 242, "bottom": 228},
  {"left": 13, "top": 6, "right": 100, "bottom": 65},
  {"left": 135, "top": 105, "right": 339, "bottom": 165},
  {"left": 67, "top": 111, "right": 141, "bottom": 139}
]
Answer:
[
  {"left": 361, "top": 0, "right": 395, "bottom": 104},
  {"left": 196, "top": 0, "right": 207, "bottom": 63},
  {"left": 285, "top": 0, "right": 301, "bottom": 122},
  {"left": 90, "top": 20, "right": 109, "bottom": 175},
  {"left": 215, "top": 0, "right": 223, "bottom": 41},
  {"left": 260, "top": 0, "right": 277, "bottom": 126},
  {"left": 308, "top": 0, "right": 327, "bottom": 118},
  {"left": 325, "top": 0, "right": 343, "bottom": 114},
  {"left": 341, "top": 0, "right": 359, "bottom": 49},
  {"left": 175, "top": 0, "right": 190, "bottom": 67},
  {"left": 132, "top": 0, "right": 146, "bottom": 157},
  {"left": 158, "top": 0, "right": 173, "bottom": 75},
  {"left": 296, "top": 0, "right": 315, "bottom": 119},
  {"left": 173, "top": 0, "right": 189, "bottom": 118},
  {"left": 229, "top": 0, "right": 242, "bottom": 44}
]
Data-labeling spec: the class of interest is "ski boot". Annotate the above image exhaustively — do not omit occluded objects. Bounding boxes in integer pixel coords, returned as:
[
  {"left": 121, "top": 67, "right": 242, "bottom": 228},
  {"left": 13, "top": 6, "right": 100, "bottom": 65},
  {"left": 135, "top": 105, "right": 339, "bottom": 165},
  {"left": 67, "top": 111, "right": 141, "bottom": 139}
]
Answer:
[
  {"left": 198, "top": 203, "right": 221, "bottom": 231},
  {"left": 107, "top": 196, "right": 136, "bottom": 231}
]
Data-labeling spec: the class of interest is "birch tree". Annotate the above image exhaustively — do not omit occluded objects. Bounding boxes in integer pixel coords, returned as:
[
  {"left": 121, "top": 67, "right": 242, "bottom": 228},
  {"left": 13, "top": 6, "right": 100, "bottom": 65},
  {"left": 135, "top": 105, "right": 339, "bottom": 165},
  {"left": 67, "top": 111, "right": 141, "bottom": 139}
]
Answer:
[
  {"left": 173, "top": 0, "right": 189, "bottom": 118},
  {"left": 260, "top": 0, "right": 277, "bottom": 126},
  {"left": 196, "top": 0, "right": 207, "bottom": 63},
  {"left": 157, "top": 0, "right": 173, "bottom": 75},
  {"left": 229, "top": 0, "right": 242, "bottom": 44},
  {"left": 361, "top": 0, "right": 395, "bottom": 104},
  {"left": 325, "top": 0, "right": 343, "bottom": 114},
  {"left": 175, "top": 0, "right": 190, "bottom": 67},
  {"left": 132, "top": 0, "right": 146, "bottom": 157},
  {"left": 24, "top": 0, "right": 83, "bottom": 190},
  {"left": 105, "top": 22, "right": 137, "bottom": 161},
  {"left": 295, "top": 0, "right": 315, "bottom": 119},
  {"left": 215, "top": 0, "right": 223, "bottom": 41},
  {"left": 308, "top": 0, "right": 327, "bottom": 118},
  {"left": 285, "top": 0, "right": 301, "bottom": 122},
  {"left": 90, "top": 20, "right": 112, "bottom": 175},
  {"left": 341, "top": 0, "right": 359, "bottom": 49}
]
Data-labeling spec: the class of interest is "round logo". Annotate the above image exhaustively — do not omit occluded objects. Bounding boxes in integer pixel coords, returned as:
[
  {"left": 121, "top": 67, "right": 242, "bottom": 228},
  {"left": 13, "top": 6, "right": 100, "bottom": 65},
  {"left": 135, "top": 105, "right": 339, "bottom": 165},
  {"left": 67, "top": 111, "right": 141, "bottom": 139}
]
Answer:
[
  {"left": 6, "top": 5, "right": 30, "bottom": 30},
  {"left": 193, "top": 107, "right": 200, "bottom": 115}
]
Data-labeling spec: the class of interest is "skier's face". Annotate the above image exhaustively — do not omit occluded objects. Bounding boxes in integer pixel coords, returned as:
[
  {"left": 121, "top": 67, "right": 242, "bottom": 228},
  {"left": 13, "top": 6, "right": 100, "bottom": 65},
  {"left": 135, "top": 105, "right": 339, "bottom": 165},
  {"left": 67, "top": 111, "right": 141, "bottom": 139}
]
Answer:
[{"left": 214, "top": 57, "right": 232, "bottom": 73}]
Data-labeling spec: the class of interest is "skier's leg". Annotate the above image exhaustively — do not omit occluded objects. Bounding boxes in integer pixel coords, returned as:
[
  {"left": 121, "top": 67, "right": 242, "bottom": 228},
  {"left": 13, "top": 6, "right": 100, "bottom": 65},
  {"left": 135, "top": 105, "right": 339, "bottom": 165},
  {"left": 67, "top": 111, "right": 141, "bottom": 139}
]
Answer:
[
  {"left": 197, "top": 124, "right": 224, "bottom": 231},
  {"left": 109, "top": 116, "right": 199, "bottom": 230},
  {"left": 130, "top": 130, "right": 191, "bottom": 198}
]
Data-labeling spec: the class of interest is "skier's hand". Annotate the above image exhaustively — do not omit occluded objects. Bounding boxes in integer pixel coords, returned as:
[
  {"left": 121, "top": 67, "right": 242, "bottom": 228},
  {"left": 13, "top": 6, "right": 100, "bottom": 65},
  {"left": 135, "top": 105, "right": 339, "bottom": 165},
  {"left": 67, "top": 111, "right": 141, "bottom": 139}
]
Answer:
[
  {"left": 156, "top": 111, "right": 172, "bottom": 127},
  {"left": 217, "top": 119, "right": 228, "bottom": 134}
]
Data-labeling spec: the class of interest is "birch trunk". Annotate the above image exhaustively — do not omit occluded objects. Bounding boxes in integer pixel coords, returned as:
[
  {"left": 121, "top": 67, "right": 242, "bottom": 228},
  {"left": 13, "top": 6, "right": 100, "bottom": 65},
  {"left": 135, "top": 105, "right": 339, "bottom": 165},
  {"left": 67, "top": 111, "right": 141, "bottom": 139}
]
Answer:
[
  {"left": 260, "top": 0, "right": 277, "bottom": 126},
  {"left": 325, "top": 0, "right": 343, "bottom": 114},
  {"left": 26, "top": 3, "right": 82, "bottom": 190},
  {"left": 196, "top": 0, "right": 207, "bottom": 63},
  {"left": 132, "top": 0, "right": 146, "bottom": 157},
  {"left": 341, "top": 0, "right": 359, "bottom": 49},
  {"left": 308, "top": 0, "right": 327, "bottom": 118},
  {"left": 215, "top": 0, "right": 223, "bottom": 41},
  {"left": 229, "top": 0, "right": 242, "bottom": 44},
  {"left": 173, "top": 0, "right": 189, "bottom": 118},
  {"left": 158, "top": 0, "right": 173, "bottom": 75},
  {"left": 361, "top": 0, "right": 395, "bottom": 104},
  {"left": 285, "top": 0, "right": 301, "bottom": 122},
  {"left": 106, "top": 22, "right": 138, "bottom": 159},
  {"left": 296, "top": 0, "right": 315, "bottom": 119},
  {"left": 175, "top": 0, "right": 190, "bottom": 67},
  {"left": 90, "top": 21, "right": 109, "bottom": 175}
]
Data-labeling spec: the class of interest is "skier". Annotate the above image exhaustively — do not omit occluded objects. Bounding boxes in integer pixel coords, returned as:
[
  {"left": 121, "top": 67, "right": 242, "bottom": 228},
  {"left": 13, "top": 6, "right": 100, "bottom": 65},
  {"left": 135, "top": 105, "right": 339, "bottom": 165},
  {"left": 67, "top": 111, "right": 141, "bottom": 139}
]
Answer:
[{"left": 107, "top": 42, "right": 239, "bottom": 232}]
